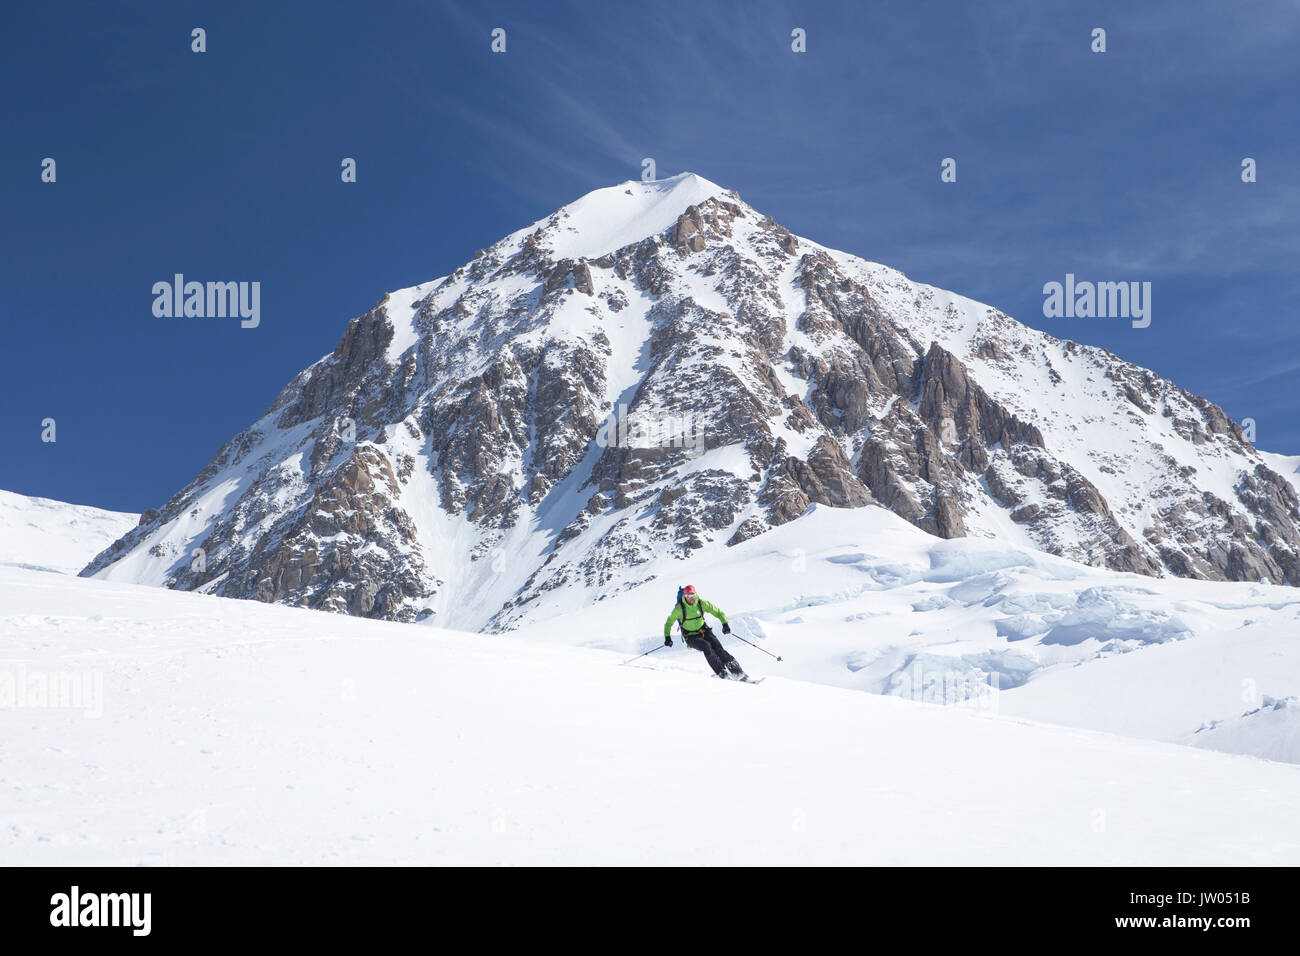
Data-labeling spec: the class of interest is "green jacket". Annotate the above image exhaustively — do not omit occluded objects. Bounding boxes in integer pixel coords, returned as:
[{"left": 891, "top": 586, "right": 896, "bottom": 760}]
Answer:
[{"left": 664, "top": 596, "right": 727, "bottom": 637}]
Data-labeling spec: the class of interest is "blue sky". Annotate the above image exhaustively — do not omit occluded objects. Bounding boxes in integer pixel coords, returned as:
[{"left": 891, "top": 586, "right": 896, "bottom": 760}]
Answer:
[{"left": 3, "top": 0, "right": 1298, "bottom": 513}]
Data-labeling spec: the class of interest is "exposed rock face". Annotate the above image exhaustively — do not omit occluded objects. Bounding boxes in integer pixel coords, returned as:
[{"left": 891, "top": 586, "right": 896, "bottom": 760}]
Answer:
[
  {"left": 83, "top": 173, "right": 1300, "bottom": 630},
  {"left": 762, "top": 436, "right": 873, "bottom": 526},
  {"left": 671, "top": 206, "right": 708, "bottom": 253}
]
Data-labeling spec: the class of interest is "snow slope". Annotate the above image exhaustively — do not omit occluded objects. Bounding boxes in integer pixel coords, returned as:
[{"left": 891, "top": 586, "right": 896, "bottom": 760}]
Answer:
[
  {"left": 4, "top": 562, "right": 1300, "bottom": 866},
  {"left": 512, "top": 505, "right": 1300, "bottom": 765},
  {"left": 0, "top": 490, "right": 138, "bottom": 575},
  {"left": 1184, "top": 696, "right": 1300, "bottom": 764}
]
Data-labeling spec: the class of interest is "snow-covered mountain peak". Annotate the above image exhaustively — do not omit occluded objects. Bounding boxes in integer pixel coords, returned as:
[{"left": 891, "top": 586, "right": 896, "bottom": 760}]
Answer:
[
  {"left": 83, "top": 173, "right": 1300, "bottom": 630},
  {"left": 505, "top": 171, "right": 731, "bottom": 263}
]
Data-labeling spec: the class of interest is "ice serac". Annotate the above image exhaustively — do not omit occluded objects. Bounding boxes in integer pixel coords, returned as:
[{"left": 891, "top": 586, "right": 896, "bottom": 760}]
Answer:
[{"left": 82, "top": 173, "right": 1300, "bottom": 627}]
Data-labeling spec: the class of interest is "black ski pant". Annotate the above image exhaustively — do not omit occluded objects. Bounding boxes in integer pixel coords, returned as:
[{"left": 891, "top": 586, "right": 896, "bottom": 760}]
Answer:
[{"left": 684, "top": 626, "right": 737, "bottom": 676}]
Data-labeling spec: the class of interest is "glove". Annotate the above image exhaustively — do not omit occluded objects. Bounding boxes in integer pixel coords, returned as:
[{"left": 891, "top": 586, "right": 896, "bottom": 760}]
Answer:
[
  {"left": 664, "top": 635, "right": 673, "bottom": 647},
  {"left": 722, "top": 622, "right": 731, "bottom": 634}
]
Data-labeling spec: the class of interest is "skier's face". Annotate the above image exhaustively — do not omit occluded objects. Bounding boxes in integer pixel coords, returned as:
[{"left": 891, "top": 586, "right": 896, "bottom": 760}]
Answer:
[{"left": 684, "top": 593, "right": 696, "bottom": 603}]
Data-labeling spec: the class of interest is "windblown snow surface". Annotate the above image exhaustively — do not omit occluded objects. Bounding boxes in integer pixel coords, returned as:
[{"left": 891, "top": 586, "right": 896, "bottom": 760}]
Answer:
[{"left": 4, "top": 504, "right": 1300, "bottom": 865}]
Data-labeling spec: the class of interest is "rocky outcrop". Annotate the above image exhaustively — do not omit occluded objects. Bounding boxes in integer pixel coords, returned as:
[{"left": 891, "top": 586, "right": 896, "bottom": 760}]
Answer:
[
  {"left": 670, "top": 208, "right": 707, "bottom": 253},
  {"left": 762, "top": 436, "right": 873, "bottom": 526}
]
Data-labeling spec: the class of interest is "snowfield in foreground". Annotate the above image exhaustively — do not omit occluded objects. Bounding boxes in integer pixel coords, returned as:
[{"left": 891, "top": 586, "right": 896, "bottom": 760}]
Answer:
[{"left": 3, "top": 560, "right": 1300, "bottom": 866}]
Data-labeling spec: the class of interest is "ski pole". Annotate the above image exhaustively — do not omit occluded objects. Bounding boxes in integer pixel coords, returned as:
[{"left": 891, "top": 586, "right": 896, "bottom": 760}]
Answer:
[
  {"left": 621, "top": 643, "right": 667, "bottom": 665},
  {"left": 728, "top": 631, "right": 782, "bottom": 661}
]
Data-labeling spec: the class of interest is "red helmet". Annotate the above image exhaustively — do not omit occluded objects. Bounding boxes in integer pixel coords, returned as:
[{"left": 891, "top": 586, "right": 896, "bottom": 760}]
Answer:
[{"left": 682, "top": 584, "right": 697, "bottom": 602}]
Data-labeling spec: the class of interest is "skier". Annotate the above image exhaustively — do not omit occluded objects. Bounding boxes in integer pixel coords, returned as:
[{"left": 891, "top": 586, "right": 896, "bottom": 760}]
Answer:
[{"left": 663, "top": 585, "right": 748, "bottom": 680}]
